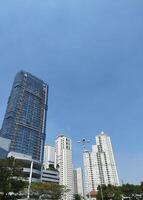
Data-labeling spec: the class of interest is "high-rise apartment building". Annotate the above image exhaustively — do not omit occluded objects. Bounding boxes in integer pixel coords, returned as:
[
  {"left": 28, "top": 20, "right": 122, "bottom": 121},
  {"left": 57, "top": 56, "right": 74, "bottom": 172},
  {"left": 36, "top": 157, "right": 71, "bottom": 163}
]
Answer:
[
  {"left": 83, "top": 150, "right": 96, "bottom": 197},
  {"left": 0, "top": 71, "right": 48, "bottom": 162},
  {"left": 73, "top": 170, "right": 78, "bottom": 194},
  {"left": 83, "top": 132, "right": 119, "bottom": 195},
  {"left": 55, "top": 135, "right": 73, "bottom": 200},
  {"left": 73, "top": 168, "right": 84, "bottom": 197},
  {"left": 43, "top": 144, "right": 55, "bottom": 169},
  {"left": 93, "top": 132, "right": 119, "bottom": 187}
]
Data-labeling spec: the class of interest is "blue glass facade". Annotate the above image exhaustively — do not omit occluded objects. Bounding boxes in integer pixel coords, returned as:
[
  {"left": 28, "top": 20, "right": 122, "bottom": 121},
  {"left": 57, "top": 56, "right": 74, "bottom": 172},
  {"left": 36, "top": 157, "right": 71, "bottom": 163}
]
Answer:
[
  {"left": 0, "top": 71, "right": 48, "bottom": 162},
  {"left": 0, "top": 148, "right": 8, "bottom": 159}
]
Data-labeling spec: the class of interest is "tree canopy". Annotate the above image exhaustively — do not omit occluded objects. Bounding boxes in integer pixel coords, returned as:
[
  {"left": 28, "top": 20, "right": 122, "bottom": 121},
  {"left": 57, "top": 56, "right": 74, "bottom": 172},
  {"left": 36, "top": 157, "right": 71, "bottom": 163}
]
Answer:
[
  {"left": 0, "top": 157, "right": 27, "bottom": 200},
  {"left": 74, "top": 193, "right": 83, "bottom": 200},
  {"left": 96, "top": 184, "right": 143, "bottom": 200},
  {"left": 30, "top": 182, "right": 67, "bottom": 200}
]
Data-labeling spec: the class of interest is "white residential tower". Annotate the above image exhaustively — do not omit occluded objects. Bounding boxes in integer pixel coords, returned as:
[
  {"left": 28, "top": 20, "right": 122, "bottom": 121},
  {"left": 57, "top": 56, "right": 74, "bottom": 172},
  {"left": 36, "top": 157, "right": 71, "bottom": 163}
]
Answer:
[
  {"left": 83, "top": 132, "right": 119, "bottom": 196},
  {"left": 73, "top": 168, "right": 84, "bottom": 197},
  {"left": 55, "top": 135, "right": 73, "bottom": 200}
]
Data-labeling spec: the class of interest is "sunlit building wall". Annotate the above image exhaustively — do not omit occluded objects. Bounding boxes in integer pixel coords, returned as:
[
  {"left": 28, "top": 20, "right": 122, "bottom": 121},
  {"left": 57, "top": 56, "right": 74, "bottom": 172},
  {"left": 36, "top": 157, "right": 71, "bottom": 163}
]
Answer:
[{"left": 55, "top": 135, "right": 73, "bottom": 200}]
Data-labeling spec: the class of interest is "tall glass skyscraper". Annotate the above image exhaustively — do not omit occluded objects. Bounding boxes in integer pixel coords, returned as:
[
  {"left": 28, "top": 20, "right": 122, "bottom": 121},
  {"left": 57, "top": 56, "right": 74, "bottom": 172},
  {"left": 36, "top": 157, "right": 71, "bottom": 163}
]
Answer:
[{"left": 0, "top": 71, "right": 48, "bottom": 162}]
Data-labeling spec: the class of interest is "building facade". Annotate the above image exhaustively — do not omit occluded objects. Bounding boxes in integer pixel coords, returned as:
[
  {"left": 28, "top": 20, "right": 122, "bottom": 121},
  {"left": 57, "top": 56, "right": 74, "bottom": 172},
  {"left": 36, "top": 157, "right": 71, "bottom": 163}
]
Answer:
[
  {"left": 0, "top": 136, "right": 11, "bottom": 159},
  {"left": 55, "top": 135, "right": 73, "bottom": 200},
  {"left": 73, "top": 169, "right": 78, "bottom": 194},
  {"left": 73, "top": 168, "right": 84, "bottom": 197},
  {"left": 43, "top": 145, "right": 55, "bottom": 169},
  {"left": 92, "top": 132, "right": 119, "bottom": 187},
  {"left": 0, "top": 71, "right": 48, "bottom": 162},
  {"left": 83, "top": 132, "right": 119, "bottom": 196},
  {"left": 8, "top": 151, "right": 42, "bottom": 182},
  {"left": 83, "top": 150, "right": 96, "bottom": 197},
  {"left": 42, "top": 169, "right": 59, "bottom": 184}
]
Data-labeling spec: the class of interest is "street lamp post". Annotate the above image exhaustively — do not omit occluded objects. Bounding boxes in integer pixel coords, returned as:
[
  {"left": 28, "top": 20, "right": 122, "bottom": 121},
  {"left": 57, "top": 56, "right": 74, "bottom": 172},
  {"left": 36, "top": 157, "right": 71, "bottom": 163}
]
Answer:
[
  {"left": 27, "top": 160, "right": 33, "bottom": 199},
  {"left": 77, "top": 138, "right": 91, "bottom": 200},
  {"left": 100, "top": 184, "right": 104, "bottom": 200}
]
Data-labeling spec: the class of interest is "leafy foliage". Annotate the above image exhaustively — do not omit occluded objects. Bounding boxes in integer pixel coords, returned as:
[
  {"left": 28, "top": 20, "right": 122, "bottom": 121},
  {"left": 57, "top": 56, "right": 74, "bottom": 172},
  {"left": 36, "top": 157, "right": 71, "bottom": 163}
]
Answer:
[
  {"left": 74, "top": 193, "right": 83, "bottom": 200},
  {"left": 96, "top": 184, "right": 143, "bottom": 200},
  {"left": 47, "top": 164, "right": 58, "bottom": 171},
  {"left": 0, "top": 157, "right": 27, "bottom": 200},
  {"left": 121, "top": 184, "right": 143, "bottom": 199},
  {"left": 30, "top": 182, "right": 67, "bottom": 200}
]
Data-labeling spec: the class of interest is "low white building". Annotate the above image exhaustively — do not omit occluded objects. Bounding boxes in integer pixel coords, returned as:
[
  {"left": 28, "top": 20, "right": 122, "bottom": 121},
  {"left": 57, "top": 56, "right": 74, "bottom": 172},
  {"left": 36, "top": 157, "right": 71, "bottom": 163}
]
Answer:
[
  {"left": 42, "top": 169, "right": 59, "bottom": 184},
  {"left": 8, "top": 151, "right": 41, "bottom": 182}
]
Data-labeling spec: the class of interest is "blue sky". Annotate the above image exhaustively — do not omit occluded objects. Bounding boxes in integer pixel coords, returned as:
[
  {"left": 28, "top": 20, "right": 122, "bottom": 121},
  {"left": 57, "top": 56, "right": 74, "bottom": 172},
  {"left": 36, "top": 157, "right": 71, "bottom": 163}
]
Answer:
[{"left": 0, "top": 0, "right": 143, "bottom": 184}]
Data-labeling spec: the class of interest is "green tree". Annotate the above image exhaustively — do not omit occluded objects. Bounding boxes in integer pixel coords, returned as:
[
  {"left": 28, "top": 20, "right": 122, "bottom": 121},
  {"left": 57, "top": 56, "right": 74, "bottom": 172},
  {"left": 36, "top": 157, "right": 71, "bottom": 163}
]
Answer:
[
  {"left": 48, "top": 164, "right": 58, "bottom": 171},
  {"left": 30, "top": 182, "right": 67, "bottom": 200},
  {"left": 74, "top": 193, "right": 83, "bottom": 200},
  {"left": 96, "top": 184, "right": 143, "bottom": 200},
  {"left": 121, "top": 184, "right": 142, "bottom": 200},
  {"left": 96, "top": 184, "right": 122, "bottom": 200},
  {"left": 0, "top": 157, "right": 27, "bottom": 200}
]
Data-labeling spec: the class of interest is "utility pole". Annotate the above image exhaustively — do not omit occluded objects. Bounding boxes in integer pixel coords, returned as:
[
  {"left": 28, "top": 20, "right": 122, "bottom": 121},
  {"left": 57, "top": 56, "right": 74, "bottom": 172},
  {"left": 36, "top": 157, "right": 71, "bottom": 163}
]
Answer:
[
  {"left": 100, "top": 183, "right": 104, "bottom": 200},
  {"left": 27, "top": 160, "right": 33, "bottom": 199}
]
